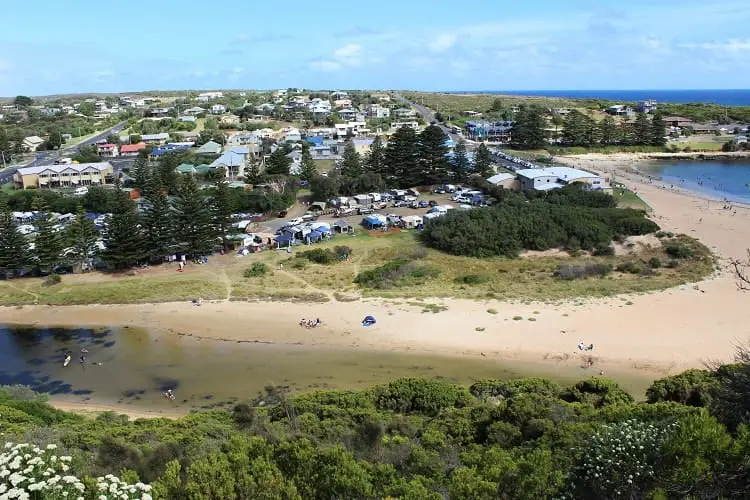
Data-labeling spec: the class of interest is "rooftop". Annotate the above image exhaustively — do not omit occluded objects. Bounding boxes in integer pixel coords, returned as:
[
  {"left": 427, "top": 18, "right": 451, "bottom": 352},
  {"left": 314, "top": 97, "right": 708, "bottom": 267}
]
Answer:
[
  {"left": 17, "top": 162, "right": 113, "bottom": 176},
  {"left": 516, "top": 167, "right": 599, "bottom": 181}
]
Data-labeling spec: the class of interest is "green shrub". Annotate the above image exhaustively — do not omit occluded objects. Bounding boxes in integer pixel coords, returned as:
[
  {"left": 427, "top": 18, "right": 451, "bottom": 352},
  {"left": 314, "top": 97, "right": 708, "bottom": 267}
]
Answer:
[
  {"left": 370, "top": 378, "right": 473, "bottom": 416},
  {"left": 332, "top": 245, "right": 352, "bottom": 258},
  {"left": 244, "top": 262, "right": 270, "bottom": 277},
  {"left": 299, "top": 248, "right": 338, "bottom": 264},
  {"left": 616, "top": 262, "right": 642, "bottom": 274},
  {"left": 616, "top": 217, "right": 659, "bottom": 236},
  {"left": 593, "top": 245, "right": 615, "bottom": 256},
  {"left": 454, "top": 274, "right": 490, "bottom": 285},
  {"left": 665, "top": 243, "right": 693, "bottom": 259},
  {"left": 354, "top": 260, "right": 440, "bottom": 289},
  {"left": 43, "top": 274, "right": 62, "bottom": 286},
  {"left": 648, "top": 257, "right": 662, "bottom": 268}
]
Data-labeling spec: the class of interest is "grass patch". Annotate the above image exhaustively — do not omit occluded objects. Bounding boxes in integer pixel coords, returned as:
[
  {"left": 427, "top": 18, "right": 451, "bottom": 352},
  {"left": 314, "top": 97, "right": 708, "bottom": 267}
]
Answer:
[
  {"left": 487, "top": 308, "right": 498, "bottom": 315},
  {"left": 333, "top": 292, "right": 360, "bottom": 302},
  {"left": 513, "top": 316, "right": 523, "bottom": 321},
  {"left": 614, "top": 186, "right": 651, "bottom": 211},
  {"left": 354, "top": 259, "right": 440, "bottom": 290}
]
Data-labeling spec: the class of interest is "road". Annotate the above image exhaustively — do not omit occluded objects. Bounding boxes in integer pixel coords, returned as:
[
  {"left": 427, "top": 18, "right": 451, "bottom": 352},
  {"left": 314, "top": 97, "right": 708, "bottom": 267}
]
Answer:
[{"left": 0, "top": 121, "right": 128, "bottom": 185}]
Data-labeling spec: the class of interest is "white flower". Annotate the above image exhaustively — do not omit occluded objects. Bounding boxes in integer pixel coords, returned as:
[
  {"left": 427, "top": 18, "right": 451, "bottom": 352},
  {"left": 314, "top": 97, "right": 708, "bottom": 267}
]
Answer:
[{"left": 45, "top": 444, "right": 57, "bottom": 451}]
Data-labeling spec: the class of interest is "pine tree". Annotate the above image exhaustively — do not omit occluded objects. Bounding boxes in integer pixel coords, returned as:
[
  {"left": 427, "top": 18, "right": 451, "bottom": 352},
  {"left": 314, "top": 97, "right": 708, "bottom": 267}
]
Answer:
[
  {"left": 100, "top": 180, "right": 146, "bottom": 270},
  {"left": 511, "top": 105, "right": 547, "bottom": 149},
  {"left": 266, "top": 147, "right": 292, "bottom": 176},
  {"left": 650, "top": 112, "right": 667, "bottom": 146},
  {"left": 364, "top": 136, "right": 386, "bottom": 177},
  {"left": 562, "top": 110, "right": 586, "bottom": 146},
  {"left": 473, "top": 143, "right": 493, "bottom": 178},
  {"left": 339, "top": 141, "right": 362, "bottom": 178},
  {"left": 65, "top": 205, "right": 98, "bottom": 272},
  {"left": 211, "top": 177, "right": 234, "bottom": 250},
  {"left": 0, "top": 201, "right": 29, "bottom": 276},
  {"left": 385, "top": 126, "right": 420, "bottom": 188},
  {"left": 450, "top": 140, "right": 470, "bottom": 183},
  {"left": 31, "top": 196, "right": 62, "bottom": 273},
  {"left": 245, "top": 155, "right": 263, "bottom": 185},
  {"left": 131, "top": 156, "right": 149, "bottom": 193},
  {"left": 143, "top": 179, "right": 174, "bottom": 263},
  {"left": 174, "top": 174, "right": 213, "bottom": 256},
  {"left": 299, "top": 142, "right": 317, "bottom": 181},
  {"left": 633, "top": 112, "right": 651, "bottom": 145},
  {"left": 158, "top": 152, "right": 180, "bottom": 194},
  {"left": 418, "top": 125, "right": 450, "bottom": 185},
  {"left": 599, "top": 116, "right": 618, "bottom": 145}
]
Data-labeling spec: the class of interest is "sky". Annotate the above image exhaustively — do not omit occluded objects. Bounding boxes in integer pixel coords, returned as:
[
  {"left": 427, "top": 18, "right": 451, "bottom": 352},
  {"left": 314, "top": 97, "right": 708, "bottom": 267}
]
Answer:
[{"left": 1, "top": 0, "right": 750, "bottom": 96}]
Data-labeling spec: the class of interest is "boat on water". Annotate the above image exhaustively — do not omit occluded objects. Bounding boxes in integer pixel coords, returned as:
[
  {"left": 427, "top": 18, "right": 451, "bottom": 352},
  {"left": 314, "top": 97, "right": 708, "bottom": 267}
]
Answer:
[{"left": 63, "top": 355, "right": 71, "bottom": 367}]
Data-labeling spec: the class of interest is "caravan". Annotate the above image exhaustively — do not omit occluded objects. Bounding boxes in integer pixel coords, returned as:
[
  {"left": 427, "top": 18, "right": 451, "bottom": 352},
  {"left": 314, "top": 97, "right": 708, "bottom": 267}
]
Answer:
[{"left": 73, "top": 186, "right": 89, "bottom": 197}]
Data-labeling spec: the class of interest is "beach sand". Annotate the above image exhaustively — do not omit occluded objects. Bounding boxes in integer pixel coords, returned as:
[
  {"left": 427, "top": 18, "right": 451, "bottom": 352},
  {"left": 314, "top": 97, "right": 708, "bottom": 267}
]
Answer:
[{"left": 3, "top": 153, "right": 750, "bottom": 413}]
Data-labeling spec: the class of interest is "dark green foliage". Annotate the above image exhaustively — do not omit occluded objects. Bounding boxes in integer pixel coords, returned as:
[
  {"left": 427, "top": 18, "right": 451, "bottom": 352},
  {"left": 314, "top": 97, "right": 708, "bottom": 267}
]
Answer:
[
  {"left": 364, "top": 135, "right": 386, "bottom": 176},
  {"left": 665, "top": 242, "right": 693, "bottom": 259},
  {"left": 470, "top": 377, "right": 562, "bottom": 399},
  {"left": 473, "top": 142, "right": 493, "bottom": 178},
  {"left": 616, "top": 216, "right": 660, "bottom": 235},
  {"left": 339, "top": 141, "right": 362, "bottom": 178},
  {"left": 100, "top": 181, "right": 146, "bottom": 270},
  {"left": 616, "top": 261, "right": 643, "bottom": 274},
  {"left": 647, "top": 369, "right": 719, "bottom": 407},
  {"left": 370, "top": 378, "right": 473, "bottom": 415},
  {"left": 385, "top": 125, "right": 420, "bottom": 187},
  {"left": 298, "top": 248, "right": 338, "bottom": 265},
  {"left": 418, "top": 125, "right": 450, "bottom": 184},
  {"left": 354, "top": 259, "right": 440, "bottom": 289},
  {"left": 82, "top": 185, "right": 115, "bottom": 213},
  {"left": 266, "top": 146, "right": 293, "bottom": 176},
  {"left": 64, "top": 205, "right": 97, "bottom": 271},
  {"left": 71, "top": 144, "right": 102, "bottom": 163},
  {"left": 510, "top": 104, "right": 548, "bottom": 149},
  {"left": 421, "top": 186, "right": 658, "bottom": 258},
  {"left": 561, "top": 378, "right": 635, "bottom": 407},
  {"left": 648, "top": 257, "right": 662, "bottom": 268},
  {"left": 211, "top": 178, "right": 235, "bottom": 250},
  {"left": 555, "top": 263, "right": 612, "bottom": 280},
  {"left": 298, "top": 142, "right": 317, "bottom": 181},
  {"left": 454, "top": 274, "right": 490, "bottom": 285},
  {"left": 0, "top": 202, "right": 29, "bottom": 275},
  {"left": 244, "top": 262, "right": 269, "bottom": 277},
  {"left": 174, "top": 174, "right": 214, "bottom": 256},
  {"left": 143, "top": 182, "right": 174, "bottom": 263}
]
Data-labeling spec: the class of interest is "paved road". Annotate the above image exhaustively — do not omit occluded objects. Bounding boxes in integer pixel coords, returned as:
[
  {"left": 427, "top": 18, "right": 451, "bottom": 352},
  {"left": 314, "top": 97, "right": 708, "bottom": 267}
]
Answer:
[
  {"left": 393, "top": 93, "right": 463, "bottom": 143},
  {"left": 0, "top": 121, "right": 127, "bottom": 185}
]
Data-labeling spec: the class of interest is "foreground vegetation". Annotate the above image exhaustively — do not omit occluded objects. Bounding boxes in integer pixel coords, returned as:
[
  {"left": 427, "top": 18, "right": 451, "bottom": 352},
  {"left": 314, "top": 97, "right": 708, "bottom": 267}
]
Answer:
[{"left": 4, "top": 352, "right": 750, "bottom": 499}]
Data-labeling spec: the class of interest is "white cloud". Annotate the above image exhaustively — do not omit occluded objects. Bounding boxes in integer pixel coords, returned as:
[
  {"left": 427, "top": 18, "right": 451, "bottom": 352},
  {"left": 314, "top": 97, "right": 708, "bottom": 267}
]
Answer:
[
  {"left": 310, "top": 43, "right": 364, "bottom": 72},
  {"left": 310, "top": 60, "right": 341, "bottom": 72},
  {"left": 429, "top": 34, "right": 457, "bottom": 52}
]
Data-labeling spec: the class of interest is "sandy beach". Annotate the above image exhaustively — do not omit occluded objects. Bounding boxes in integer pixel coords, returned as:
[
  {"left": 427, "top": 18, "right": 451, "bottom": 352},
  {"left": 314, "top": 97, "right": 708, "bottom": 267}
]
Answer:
[{"left": 3, "top": 153, "right": 750, "bottom": 400}]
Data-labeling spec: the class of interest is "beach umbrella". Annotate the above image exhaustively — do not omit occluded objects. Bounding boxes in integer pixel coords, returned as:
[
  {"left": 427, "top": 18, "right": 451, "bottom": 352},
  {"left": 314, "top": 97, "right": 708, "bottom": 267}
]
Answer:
[{"left": 362, "top": 315, "right": 376, "bottom": 325}]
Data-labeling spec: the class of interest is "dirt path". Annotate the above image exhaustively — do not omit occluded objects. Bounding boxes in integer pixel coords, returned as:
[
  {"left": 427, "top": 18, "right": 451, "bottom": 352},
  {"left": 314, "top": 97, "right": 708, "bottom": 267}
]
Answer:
[{"left": 276, "top": 269, "right": 336, "bottom": 300}]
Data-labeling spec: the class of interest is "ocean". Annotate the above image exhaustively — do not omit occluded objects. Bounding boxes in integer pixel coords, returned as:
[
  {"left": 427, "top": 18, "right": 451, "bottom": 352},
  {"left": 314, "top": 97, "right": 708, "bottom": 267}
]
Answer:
[
  {"left": 643, "top": 160, "right": 750, "bottom": 204},
  {"left": 450, "top": 90, "right": 750, "bottom": 106}
]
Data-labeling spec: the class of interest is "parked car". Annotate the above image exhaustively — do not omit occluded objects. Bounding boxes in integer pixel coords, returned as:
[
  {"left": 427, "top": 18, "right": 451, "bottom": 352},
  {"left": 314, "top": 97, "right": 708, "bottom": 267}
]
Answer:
[
  {"left": 392, "top": 200, "right": 408, "bottom": 208},
  {"left": 287, "top": 217, "right": 304, "bottom": 226},
  {"left": 428, "top": 200, "right": 439, "bottom": 207},
  {"left": 278, "top": 210, "right": 288, "bottom": 218},
  {"left": 418, "top": 200, "right": 429, "bottom": 208},
  {"left": 358, "top": 207, "right": 373, "bottom": 215},
  {"left": 302, "top": 213, "right": 318, "bottom": 222},
  {"left": 433, "top": 187, "right": 445, "bottom": 194},
  {"left": 371, "top": 202, "right": 387, "bottom": 210}
]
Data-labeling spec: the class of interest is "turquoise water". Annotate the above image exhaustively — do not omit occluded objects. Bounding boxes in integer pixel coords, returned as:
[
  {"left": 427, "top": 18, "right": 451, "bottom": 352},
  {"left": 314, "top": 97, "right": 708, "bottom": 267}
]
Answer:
[
  {"left": 644, "top": 160, "right": 750, "bottom": 204},
  {"left": 453, "top": 90, "right": 750, "bottom": 106}
]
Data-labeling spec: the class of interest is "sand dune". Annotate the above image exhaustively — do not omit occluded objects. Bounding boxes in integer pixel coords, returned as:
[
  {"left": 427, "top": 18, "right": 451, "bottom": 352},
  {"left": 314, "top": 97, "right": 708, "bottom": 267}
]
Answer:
[{"left": 3, "top": 154, "right": 750, "bottom": 380}]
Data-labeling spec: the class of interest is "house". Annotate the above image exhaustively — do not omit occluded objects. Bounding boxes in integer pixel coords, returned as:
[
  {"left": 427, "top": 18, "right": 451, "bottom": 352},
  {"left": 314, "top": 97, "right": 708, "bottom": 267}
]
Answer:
[
  {"left": 22, "top": 135, "right": 45, "bottom": 152},
  {"left": 183, "top": 106, "right": 205, "bottom": 115},
  {"left": 197, "top": 92, "right": 224, "bottom": 102},
  {"left": 97, "top": 143, "right": 119, "bottom": 157},
  {"left": 286, "top": 150, "right": 302, "bottom": 175},
  {"left": 120, "top": 142, "right": 146, "bottom": 156},
  {"left": 211, "top": 104, "right": 227, "bottom": 115},
  {"left": 337, "top": 108, "right": 361, "bottom": 121},
  {"left": 282, "top": 129, "right": 302, "bottom": 142},
  {"left": 255, "top": 128, "right": 275, "bottom": 139},
  {"left": 149, "top": 143, "right": 192, "bottom": 159},
  {"left": 210, "top": 147, "right": 249, "bottom": 178},
  {"left": 334, "top": 99, "right": 352, "bottom": 108},
  {"left": 330, "top": 91, "right": 349, "bottom": 99},
  {"left": 196, "top": 140, "right": 223, "bottom": 155},
  {"left": 516, "top": 167, "right": 607, "bottom": 192},
  {"left": 310, "top": 102, "right": 332, "bottom": 116},
  {"left": 663, "top": 116, "right": 693, "bottom": 128},
  {"left": 140, "top": 133, "right": 170, "bottom": 145},
  {"left": 393, "top": 108, "right": 417, "bottom": 119},
  {"left": 366, "top": 104, "right": 390, "bottom": 118},
  {"left": 606, "top": 105, "right": 635, "bottom": 117},
  {"left": 335, "top": 121, "right": 367, "bottom": 138},
  {"left": 390, "top": 121, "right": 420, "bottom": 133},
  {"left": 353, "top": 137, "right": 374, "bottom": 155},
  {"left": 465, "top": 121, "right": 513, "bottom": 143},
  {"left": 178, "top": 115, "right": 197, "bottom": 123},
  {"left": 13, "top": 162, "right": 114, "bottom": 189},
  {"left": 487, "top": 173, "right": 519, "bottom": 190},
  {"left": 230, "top": 133, "right": 260, "bottom": 146},
  {"left": 176, "top": 131, "right": 200, "bottom": 143},
  {"left": 148, "top": 107, "right": 172, "bottom": 117},
  {"left": 638, "top": 100, "right": 658, "bottom": 113},
  {"left": 219, "top": 114, "right": 240, "bottom": 126},
  {"left": 176, "top": 163, "right": 197, "bottom": 175}
]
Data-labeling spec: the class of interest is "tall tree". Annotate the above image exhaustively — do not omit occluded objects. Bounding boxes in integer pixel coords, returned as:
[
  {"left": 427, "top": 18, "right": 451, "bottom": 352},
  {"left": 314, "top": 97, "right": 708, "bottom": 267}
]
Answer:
[
  {"left": 143, "top": 176, "right": 174, "bottom": 263},
  {"left": 157, "top": 152, "right": 181, "bottom": 194},
  {"left": 599, "top": 116, "right": 618, "bottom": 145},
  {"left": 562, "top": 110, "right": 586, "bottom": 146},
  {"left": 245, "top": 155, "right": 263, "bottom": 185},
  {"left": 633, "top": 112, "right": 651, "bottom": 145},
  {"left": 100, "top": 180, "right": 145, "bottom": 270},
  {"left": 174, "top": 174, "right": 213, "bottom": 256},
  {"left": 31, "top": 196, "right": 63, "bottom": 273},
  {"left": 339, "top": 141, "right": 362, "bottom": 178},
  {"left": 13, "top": 95, "right": 33, "bottom": 107},
  {"left": 211, "top": 175, "right": 234, "bottom": 251},
  {"left": 130, "top": 156, "right": 149, "bottom": 194},
  {"left": 65, "top": 205, "right": 98, "bottom": 272},
  {"left": 511, "top": 105, "right": 548, "bottom": 149},
  {"left": 473, "top": 143, "right": 493, "bottom": 178},
  {"left": 364, "top": 135, "right": 386, "bottom": 177},
  {"left": 266, "top": 147, "right": 292, "bottom": 176},
  {"left": 385, "top": 126, "right": 420, "bottom": 187},
  {"left": 650, "top": 112, "right": 667, "bottom": 146},
  {"left": 0, "top": 201, "right": 29, "bottom": 276},
  {"left": 298, "top": 142, "right": 317, "bottom": 181},
  {"left": 418, "top": 125, "right": 450, "bottom": 185},
  {"left": 450, "top": 139, "right": 470, "bottom": 183}
]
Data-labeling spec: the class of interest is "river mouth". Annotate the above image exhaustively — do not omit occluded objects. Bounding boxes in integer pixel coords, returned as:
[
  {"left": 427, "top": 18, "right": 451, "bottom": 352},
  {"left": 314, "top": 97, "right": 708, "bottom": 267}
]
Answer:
[{"left": 0, "top": 325, "right": 656, "bottom": 413}]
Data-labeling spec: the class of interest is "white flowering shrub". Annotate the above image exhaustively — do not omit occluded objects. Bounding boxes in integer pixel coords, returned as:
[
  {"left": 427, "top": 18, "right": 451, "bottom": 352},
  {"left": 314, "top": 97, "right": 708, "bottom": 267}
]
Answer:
[
  {"left": 0, "top": 442, "right": 152, "bottom": 500},
  {"left": 566, "top": 419, "right": 675, "bottom": 499}
]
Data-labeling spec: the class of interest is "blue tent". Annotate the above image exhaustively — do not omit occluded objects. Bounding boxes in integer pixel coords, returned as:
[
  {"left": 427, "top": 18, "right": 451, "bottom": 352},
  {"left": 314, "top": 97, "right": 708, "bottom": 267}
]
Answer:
[
  {"left": 362, "top": 315, "right": 376, "bottom": 326},
  {"left": 275, "top": 234, "right": 294, "bottom": 246},
  {"left": 307, "top": 230, "right": 323, "bottom": 243},
  {"left": 362, "top": 216, "right": 384, "bottom": 229}
]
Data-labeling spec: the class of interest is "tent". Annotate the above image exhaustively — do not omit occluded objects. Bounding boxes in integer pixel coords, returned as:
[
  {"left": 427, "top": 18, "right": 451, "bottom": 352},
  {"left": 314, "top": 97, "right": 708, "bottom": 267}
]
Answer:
[
  {"left": 274, "top": 234, "right": 295, "bottom": 246},
  {"left": 306, "top": 230, "right": 324, "bottom": 243},
  {"left": 362, "top": 215, "right": 386, "bottom": 229},
  {"left": 362, "top": 315, "right": 376, "bottom": 326}
]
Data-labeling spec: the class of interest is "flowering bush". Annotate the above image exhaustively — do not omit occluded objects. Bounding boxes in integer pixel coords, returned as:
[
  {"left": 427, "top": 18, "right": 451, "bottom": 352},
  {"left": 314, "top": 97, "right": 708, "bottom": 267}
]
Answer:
[
  {"left": 0, "top": 442, "right": 152, "bottom": 500},
  {"left": 566, "top": 419, "right": 675, "bottom": 499}
]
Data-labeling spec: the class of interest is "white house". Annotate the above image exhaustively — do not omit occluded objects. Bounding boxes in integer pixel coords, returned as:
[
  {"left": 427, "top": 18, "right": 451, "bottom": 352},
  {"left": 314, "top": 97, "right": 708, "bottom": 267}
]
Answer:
[
  {"left": 515, "top": 167, "right": 606, "bottom": 192},
  {"left": 22, "top": 136, "right": 45, "bottom": 152},
  {"left": 367, "top": 104, "right": 390, "bottom": 118},
  {"left": 211, "top": 104, "right": 227, "bottom": 115},
  {"left": 197, "top": 92, "right": 224, "bottom": 102}
]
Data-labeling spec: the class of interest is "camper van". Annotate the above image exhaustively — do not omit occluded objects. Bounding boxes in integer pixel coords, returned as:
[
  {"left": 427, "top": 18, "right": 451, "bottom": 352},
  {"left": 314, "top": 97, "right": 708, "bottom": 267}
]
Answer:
[{"left": 73, "top": 186, "right": 89, "bottom": 197}]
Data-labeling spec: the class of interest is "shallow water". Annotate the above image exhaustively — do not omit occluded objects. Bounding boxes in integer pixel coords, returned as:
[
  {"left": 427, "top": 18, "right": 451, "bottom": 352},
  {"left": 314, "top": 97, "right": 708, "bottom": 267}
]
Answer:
[
  {"left": 0, "top": 325, "right": 654, "bottom": 412},
  {"left": 644, "top": 160, "right": 750, "bottom": 203}
]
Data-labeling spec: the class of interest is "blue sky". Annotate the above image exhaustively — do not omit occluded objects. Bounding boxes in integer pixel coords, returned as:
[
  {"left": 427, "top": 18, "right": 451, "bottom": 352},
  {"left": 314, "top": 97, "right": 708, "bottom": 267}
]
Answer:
[{"left": 1, "top": 0, "right": 749, "bottom": 95}]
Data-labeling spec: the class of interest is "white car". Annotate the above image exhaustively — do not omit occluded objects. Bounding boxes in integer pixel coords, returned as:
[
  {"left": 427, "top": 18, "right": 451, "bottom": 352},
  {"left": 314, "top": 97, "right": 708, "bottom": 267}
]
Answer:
[{"left": 287, "top": 217, "right": 304, "bottom": 226}]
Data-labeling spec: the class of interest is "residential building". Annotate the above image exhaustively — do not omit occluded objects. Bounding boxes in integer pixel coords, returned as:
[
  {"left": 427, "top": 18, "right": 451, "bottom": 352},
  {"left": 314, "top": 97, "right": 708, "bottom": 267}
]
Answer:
[
  {"left": 337, "top": 108, "right": 360, "bottom": 121},
  {"left": 149, "top": 143, "right": 192, "bottom": 160},
  {"left": 486, "top": 173, "right": 519, "bottom": 190},
  {"left": 638, "top": 100, "right": 658, "bottom": 113},
  {"left": 390, "top": 121, "right": 420, "bottom": 133},
  {"left": 178, "top": 115, "right": 197, "bottom": 122},
  {"left": 22, "top": 135, "right": 45, "bottom": 152},
  {"left": 183, "top": 106, "right": 205, "bottom": 115},
  {"left": 366, "top": 104, "right": 390, "bottom": 118},
  {"left": 334, "top": 99, "right": 352, "bottom": 108},
  {"left": 196, "top": 140, "right": 223, "bottom": 155},
  {"left": 176, "top": 131, "right": 200, "bottom": 143},
  {"left": 282, "top": 129, "right": 302, "bottom": 142},
  {"left": 97, "top": 143, "right": 119, "bottom": 157},
  {"left": 353, "top": 137, "right": 374, "bottom": 155},
  {"left": 515, "top": 167, "right": 606, "bottom": 192},
  {"left": 606, "top": 105, "right": 635, "bottom": 117},
  {"left": 210, "top": 147, "right": 249, "bottom": 178},
  {"left": 148, "top": 107, "right": 172, "bottom": 117},
  {"left": 219, "top": 114, "right": 240, "bottom": 126},
  {"left": 464, "top": 121, "right": 513, "bottom": 143},
  {"left": 662, "top": 116, "right": 693, "bottom": 128},
  {"left": 120, "top": 143, "right": 146, "bottom": 156},
  {"left": 140, "top": 133, "right": 170, "bottom": 145},
  {"left": 310, "top": 102, "right": 332, "bottom": 116},
  {"left": 229, "top": 133, "right": 260, "bottom": 146},
  {"left": 393, "top": 108, "right": 417, "bottom": 119},
  {"left": 255, "top": 128, "right": 275, "bottom": 139},
  {"left": 14, "top": 162, "right": 114, "bottom": 189},
  {"left": 335, "top": 121, "right": 367, "bottom": 138},
  {"left": 372, "top": 93, "right": 391, "bottom": 102},
  {"left": 211, "top": 104, "right": 227, "bottom": 115},
  {"left": 330, "top": 91, "right": 348, "bottom": 99},
  {"left": 197, "top": 92, "right": 224, "bottom": 102}
]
